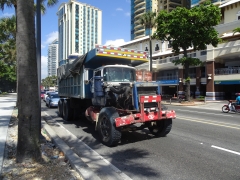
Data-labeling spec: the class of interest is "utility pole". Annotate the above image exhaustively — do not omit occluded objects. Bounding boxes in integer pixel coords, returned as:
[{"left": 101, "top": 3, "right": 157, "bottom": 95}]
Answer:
[{"left": 37, "top": 0, "right": 41, "bottom": 136}]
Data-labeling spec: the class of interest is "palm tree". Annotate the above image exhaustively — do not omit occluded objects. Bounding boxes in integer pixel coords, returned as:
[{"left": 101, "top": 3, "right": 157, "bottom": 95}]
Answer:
[
  {"left": 16, "top": 0, "right": 41, "bottom": 163},
  {"left": 139, "top": 11, "right": 157, "bottom": 72},
  {"left": 233, "top": 27, "right": 240, "bottom": 35},
  {"left": 0, "top": 0, "right": 59, "bottom": 15}
]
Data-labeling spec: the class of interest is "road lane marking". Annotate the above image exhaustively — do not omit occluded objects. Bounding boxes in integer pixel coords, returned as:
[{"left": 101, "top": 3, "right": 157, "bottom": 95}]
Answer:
[
  {"left": 176, "top": 109, "right": 233, "bottom": 117},
  {"left": 211, "top": 145, "right": 240, "bottom": 156},
  {"left": 177, "top": 116, "right": 240, "bottom": 130}
]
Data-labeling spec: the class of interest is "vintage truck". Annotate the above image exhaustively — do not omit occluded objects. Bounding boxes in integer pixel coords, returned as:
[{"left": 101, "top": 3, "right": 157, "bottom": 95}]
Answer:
[{"left": 57, "top": 45, "right": 176, "bottom": 146}]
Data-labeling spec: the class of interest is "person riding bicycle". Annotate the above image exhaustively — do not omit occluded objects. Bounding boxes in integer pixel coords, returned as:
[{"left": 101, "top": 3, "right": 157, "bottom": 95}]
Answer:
[{"left": 231, "top": 93, "right": 240, "bottom": 111}]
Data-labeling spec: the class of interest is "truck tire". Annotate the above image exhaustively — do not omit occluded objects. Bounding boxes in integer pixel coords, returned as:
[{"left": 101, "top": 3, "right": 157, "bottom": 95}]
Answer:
[
  {"left": 63, "top": 99, "right": 73, "bottom": 121},
  {"left": 58, "top": 99, "right": 63, "bottom": 117},
  {"left": 97, "top": 107, "right": 121, "bottom": 147},
  {"left": 148, "top": 119, "right": 172, "bottom": 137}
]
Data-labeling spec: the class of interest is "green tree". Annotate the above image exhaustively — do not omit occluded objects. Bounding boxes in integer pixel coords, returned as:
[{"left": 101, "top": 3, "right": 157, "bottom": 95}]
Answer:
[
  {"left": 233, "top": 27, "right": 240, "bottom": 35},
  {"left": 41, "top": 75, "right": 57, "bottom": 89},
  {"left": 0, "top": 60, "right": 16, "bottom": 81},
  {"left": 16, "top": 0, "right": 40, "bottom": 162},
  {"left": 0, "top": 16, "right": 16, "bottom": 64},
  {"left": 153, "top": 2, "right": 221, "bottom": 101},
  {"left": 139, "top": 11, "right": 157, "bottom": 72}
]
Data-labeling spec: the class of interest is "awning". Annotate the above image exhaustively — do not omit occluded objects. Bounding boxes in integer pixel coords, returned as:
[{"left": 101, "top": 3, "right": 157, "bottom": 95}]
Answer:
[{"left": 214, "top": 80, "right": 240, "bottom": 85}]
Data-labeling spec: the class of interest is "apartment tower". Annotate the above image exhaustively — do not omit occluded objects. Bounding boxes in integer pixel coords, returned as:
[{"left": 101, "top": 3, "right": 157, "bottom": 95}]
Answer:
[
  {"left": 57, "top": 0, "right": 102, "bottom": 65},
  {"left": 131, "top": 0, "right": 191, "bottom": 40},
  {"left": 48, "top": 39, "right": 59, "bottom": 76}
]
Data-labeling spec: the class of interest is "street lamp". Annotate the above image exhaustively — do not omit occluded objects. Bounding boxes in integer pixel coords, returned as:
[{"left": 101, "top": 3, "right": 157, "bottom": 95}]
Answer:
[{"left": 178, "top": 78, "right": 182, "bottom": 98}]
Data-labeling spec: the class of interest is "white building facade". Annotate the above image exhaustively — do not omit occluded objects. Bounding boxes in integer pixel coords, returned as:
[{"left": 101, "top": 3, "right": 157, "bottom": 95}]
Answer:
[
  {"left": 48, "top": 39, "right": 59, "bottom": 76},
  {"left": 57, "top": 0, "right": 102, "bottom": 66}
]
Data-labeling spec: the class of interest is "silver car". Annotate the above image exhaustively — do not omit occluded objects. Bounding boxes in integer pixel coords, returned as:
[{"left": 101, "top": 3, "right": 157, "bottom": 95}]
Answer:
[{"left": 45, "top": 93, "right": 60, "bottom": 108}]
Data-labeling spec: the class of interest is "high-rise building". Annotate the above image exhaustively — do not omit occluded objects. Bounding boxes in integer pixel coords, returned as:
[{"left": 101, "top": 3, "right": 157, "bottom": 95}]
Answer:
[
  {"left": 57, "top": 0, "right": 102, "bottom": 66},
  {"left": 48, "top": 39, "right": 59, "bottom": 76},
  {"left": 131, "top": 0, "right": 191, "bottom": 40}
]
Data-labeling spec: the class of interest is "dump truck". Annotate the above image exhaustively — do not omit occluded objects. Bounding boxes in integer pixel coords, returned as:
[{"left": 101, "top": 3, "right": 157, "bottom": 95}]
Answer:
[{"left": 57, "top": 45, "right": 176, "bottom": 146}]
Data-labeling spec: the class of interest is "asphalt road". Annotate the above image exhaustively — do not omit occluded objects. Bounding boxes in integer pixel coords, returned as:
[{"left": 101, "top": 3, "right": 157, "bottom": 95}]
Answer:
[{"left": 42, "top": 101, "right": 240, "bottom": 180}]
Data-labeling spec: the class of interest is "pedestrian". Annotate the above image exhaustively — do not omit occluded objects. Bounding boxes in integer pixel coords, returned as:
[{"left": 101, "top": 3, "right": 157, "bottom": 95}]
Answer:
[{"left": 231, "top": 93, "right": 240, "bottom": 111}]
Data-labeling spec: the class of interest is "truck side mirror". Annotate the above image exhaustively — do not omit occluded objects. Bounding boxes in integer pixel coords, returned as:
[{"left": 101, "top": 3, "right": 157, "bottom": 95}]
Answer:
[{"left": 84, "top": 68, "right": 89, "bottom": 84}]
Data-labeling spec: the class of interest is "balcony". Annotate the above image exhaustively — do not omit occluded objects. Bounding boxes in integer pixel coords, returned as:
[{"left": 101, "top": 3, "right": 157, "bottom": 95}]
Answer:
[
  {"left": 134, "top": 0, "right": 144, "bottom": 4},
  {"left": 134, "top": 0, "right": 145, "bottom": 8},
  {"left": 135, "top": 28, "right": 145, "bottom": 34},
  {"left": 134, "top": 33, "right": 145, "bottom": 39},
  {"left": 169, "top": 0, "right": 182, "bottom": 4},
  {"left": 134, "top": 23, "right": 143, "bottom": 30},
  {"left": 135, "top": 6, "right": 145, "bottom": 14},
  {"left": 134, "top": 11, "right": 145, "bottom": 20}
]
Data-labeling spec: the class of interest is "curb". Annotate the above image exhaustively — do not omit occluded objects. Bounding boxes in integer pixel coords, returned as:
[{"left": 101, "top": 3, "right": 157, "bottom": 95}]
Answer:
[
  {"left": 162, "top": 102, "right": 206, "bottom": 106},
  {"left": 41, "top": 119, "right": 101, "bottom": 180}
]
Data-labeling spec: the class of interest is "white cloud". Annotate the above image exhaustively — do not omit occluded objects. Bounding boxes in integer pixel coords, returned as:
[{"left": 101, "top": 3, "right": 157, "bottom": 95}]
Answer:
[
  {"left": 116, "top": 8, "right": 123, "bottom": 11},
  {"left": 0, "top": 12, "right": 14, "bottom": 17},
  {"left": 45, "top": 31, "right": 58, "bottom": 45},
  {"left": 41, "top": 44, "right": 45, "bottom": 49},
  {"left": 104, "top": 39, "right": 126, "bottom": 47},
  {"left": 41, "top": 55, "right": 48, "bottom": 80},
  {"left": 125, "top": 12, "right": 130, "bottom": 16}
]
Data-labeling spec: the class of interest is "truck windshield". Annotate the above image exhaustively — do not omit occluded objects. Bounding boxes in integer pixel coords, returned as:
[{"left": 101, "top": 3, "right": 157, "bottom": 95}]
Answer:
[{"left": 103, "top": 67, "right": 135, "bottom": 82}]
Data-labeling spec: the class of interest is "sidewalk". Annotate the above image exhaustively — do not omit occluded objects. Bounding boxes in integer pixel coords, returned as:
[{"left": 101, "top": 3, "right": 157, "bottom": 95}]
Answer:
[
  {"left": 0, "top": 93, "right": 17, "bottom": 174},
  {"left": 162, "top": 99, "right": 227, "bottom": 111}
]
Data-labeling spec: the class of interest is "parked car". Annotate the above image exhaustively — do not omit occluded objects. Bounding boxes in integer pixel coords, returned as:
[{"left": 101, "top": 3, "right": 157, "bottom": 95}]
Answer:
[
  {"left": 43, "top": 91, "right": 57, "bottom": 102},
  {"left": 40, "top": 91, "right": 45, "bottom": 99},
  {"left": 45, "top": 93, "right": 60, "bottom": 108}
]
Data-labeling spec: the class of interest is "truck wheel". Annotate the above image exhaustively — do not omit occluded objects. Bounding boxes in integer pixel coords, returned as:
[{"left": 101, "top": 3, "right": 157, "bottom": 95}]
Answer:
[
  {"left": 97, "top": 107, "right": 121, "bottom": 147},
  {"left": 148, "top": 119, "right": 172, "bottom": 137},
  {"left": 58, "top": 99, "right": 63, "bottom": 117},
  {"left": 63, "top": 99, "right": 73, "bottom": 121}
]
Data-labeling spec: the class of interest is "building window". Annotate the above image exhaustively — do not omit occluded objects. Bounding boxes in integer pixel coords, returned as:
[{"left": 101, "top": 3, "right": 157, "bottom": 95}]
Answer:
[
  {"left": 155, "top": 43, "right": 159, "bottom": 51},
  {"left": 200, "top": 50, "right": 207, "bottom": 56},
  {"left": 168, "top": 41, "right": 172, "bottom": 48},
  {"left": 145, "top": 46, "right": 148, "bottom": 51}
]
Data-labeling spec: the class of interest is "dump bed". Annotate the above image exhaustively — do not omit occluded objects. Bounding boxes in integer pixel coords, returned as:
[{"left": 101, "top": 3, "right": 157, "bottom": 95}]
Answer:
[{"left": 57, "top": 45, "right": 149, "bottom": 99}]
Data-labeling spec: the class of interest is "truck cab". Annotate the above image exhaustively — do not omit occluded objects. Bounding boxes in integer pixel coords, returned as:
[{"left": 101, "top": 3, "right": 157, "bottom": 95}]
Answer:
[{"left": 91, "top": 65, "right": 135, "bottom": 92}]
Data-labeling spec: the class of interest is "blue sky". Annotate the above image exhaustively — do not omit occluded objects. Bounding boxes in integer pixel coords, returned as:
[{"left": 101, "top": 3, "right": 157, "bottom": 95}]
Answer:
[{"left": 0, "top": 0, "right": 131, "bottom": 79}]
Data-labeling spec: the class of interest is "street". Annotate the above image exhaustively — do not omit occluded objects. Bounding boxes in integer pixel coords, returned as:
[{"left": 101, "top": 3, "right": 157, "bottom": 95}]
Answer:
[{"left": 42, "top": 101, "right": 240, "bottom": 180}]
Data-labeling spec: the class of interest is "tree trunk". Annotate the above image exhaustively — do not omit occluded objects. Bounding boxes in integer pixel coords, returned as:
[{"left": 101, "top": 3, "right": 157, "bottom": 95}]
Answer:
[
  {"left": 183, "top": 49, "right": 190, "bottom": 101},
  {"left": 149, "top": 36, "right": 153, "bottom": 72},
  {"left": 16, "top": 0, "right": 41, "bottom": 163}
]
